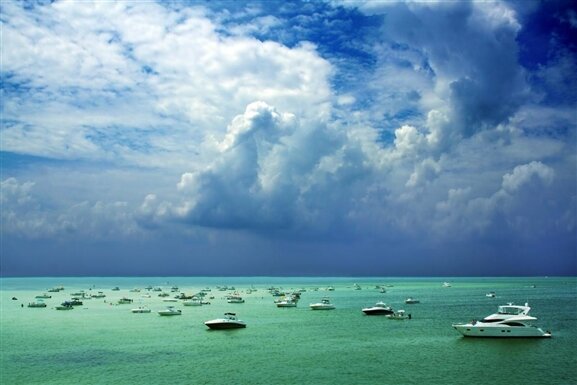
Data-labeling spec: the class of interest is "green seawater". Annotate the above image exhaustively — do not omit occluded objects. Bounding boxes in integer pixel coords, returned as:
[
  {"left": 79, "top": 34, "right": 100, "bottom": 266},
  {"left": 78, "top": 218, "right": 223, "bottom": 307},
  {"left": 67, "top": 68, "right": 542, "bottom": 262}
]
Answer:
[{"left": 1, "top": 277, "right": 576, "bottom": 385}]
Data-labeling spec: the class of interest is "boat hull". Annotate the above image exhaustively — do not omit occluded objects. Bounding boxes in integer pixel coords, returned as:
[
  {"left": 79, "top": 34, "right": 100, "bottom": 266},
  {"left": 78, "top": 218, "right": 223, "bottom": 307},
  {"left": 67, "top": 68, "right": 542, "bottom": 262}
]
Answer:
[
  {"left": 310, "top": 305, "right": 335, "bottom": 310},
  {"left": 453, "top": 324, "right": 551, "bottom": 338},
  {"left": 204, "top": 321, "right": 246, "bottom": 329},
  {"left": 362, "top": 308, "right": 393, "bottom": 315}
]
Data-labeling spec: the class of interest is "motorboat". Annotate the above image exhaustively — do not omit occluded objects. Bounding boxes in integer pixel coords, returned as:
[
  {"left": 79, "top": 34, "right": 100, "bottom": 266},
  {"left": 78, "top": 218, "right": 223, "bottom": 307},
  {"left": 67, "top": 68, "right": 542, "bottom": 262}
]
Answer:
[
  {"left": 486, "top": 292, "right": 496, "bottom": 298},
  {"left": 405, "top": 297, "right": 420, "bottom": 304},
  {"left": 452, "top": 303, "right": 551, "bottom": 338},
  {"left": 118, "top": 298, "right": 133, "bottom": 304},
  {"left": 227, "top": 296, "right": 245, "bottom": 303},
  {"left": 276, "top": 298, "right": 298, "bottom": 308},
  {"left": 158, "top": 306, "right": 182, "bottom": 316},
  {"left": 442, "top": 282, "right": 452, "bottom": 288},
  {"left": 56, "top": 302, "right": 74, "bottom": 310},
  {"left": 28, "top": 301, "right": 47, "bottom": 308},
  {"left": 68, "top": 298, "right": 83, "bottom": 306},
  {"left": 362, "top": 301, "right": 394, "bottom": 315},
  {"left": 386, "top": 310, "right": 411, "bottom": 320},
  {"left": 183, "top": 298, "right": 203, "bottom": 306},
  {"left": 35, "top": 294, "right": 52, "bottom": 299},
  {"left": 131, "top": 306, "right": 151, "bottom": 313},
  {"left": 309, "top": 297, "right": 335, "bottom": 310},
  {"left": 204, "top": 313, "right": 246, "bottom": 329}
]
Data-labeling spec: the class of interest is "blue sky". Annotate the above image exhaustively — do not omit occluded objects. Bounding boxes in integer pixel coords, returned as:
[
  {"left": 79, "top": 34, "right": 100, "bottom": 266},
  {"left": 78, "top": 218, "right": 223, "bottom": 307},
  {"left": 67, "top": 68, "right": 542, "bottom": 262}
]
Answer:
[{"left": 1, "top": 0, "right": 575, "bottom": 277}]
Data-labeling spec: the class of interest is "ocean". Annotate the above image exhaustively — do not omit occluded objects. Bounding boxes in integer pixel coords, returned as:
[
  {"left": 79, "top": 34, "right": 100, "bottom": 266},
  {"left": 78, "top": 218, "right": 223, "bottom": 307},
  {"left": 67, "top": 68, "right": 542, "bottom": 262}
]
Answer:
[{"left": 1, "top": 276, "right": 576, "bottom": 385}]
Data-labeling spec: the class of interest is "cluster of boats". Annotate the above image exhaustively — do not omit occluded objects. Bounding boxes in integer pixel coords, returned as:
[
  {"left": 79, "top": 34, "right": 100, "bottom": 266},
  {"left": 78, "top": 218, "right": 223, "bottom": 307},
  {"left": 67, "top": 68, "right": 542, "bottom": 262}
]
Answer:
[{"left": 22, "top": 283, "right": 552, "bottom": 338}]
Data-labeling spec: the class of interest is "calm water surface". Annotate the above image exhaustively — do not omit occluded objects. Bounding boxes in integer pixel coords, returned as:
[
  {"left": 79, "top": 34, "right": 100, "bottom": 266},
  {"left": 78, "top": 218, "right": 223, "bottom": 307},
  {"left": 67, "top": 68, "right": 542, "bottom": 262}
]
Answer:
[{"left": 1, "top": 277, "right": 576, "bottom": 385}]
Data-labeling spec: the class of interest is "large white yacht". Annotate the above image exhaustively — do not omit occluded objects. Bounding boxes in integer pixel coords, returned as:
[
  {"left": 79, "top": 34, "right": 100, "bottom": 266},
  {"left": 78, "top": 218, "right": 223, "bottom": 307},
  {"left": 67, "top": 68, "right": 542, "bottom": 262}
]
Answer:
[
  {"left": 309, "top": 297, "right": 335, "bottom": 310},
  {"left": 204, "top": 313, "right": 246, "bottom": 329},
  {"left": 452, "top": 303, "right": 551, "bottom": 338}
]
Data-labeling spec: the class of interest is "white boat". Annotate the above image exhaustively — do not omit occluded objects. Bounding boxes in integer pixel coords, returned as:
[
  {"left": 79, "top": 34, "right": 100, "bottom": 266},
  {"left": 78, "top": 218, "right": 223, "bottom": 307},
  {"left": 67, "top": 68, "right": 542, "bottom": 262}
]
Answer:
[
  {"left": 442, "top": 282, "right": 452, "bottom": 288},
  {"left": 158, "top": 306, "right": 182, "bottom": 316},
  {"left": 204, "top": 313, "right": 246, "bottom": 329},
  {"left": 386, "top": 310, "right": 411, "bottom": 320},
  {"left": 452, "top": 303, "right": 551, "bottom": 338},
  {"left": 118, "top": 298, "right": 133, "bottom": 304},
  {"left": 362, "top": 301, "right": 394, "bottom": 315},
  {"left": 309, "top": 297, "right": 335, "bottom": 310},
  {"left": 183, "top": 298, "right": 203, "bottom": 306},
  {"left": 131, "top": 306, "right": 151, "bottom": 313},
  {"left": 227, "top": 296, "right": 245, "bottom": 303},
  {"left": 486, "top": 292, "right": 496, "bottom": 298},
  {"left": 405, "top": 297, "right": 420, "bottom": 304},
  {"left": 28, "top": 301, "right": 47, "bottom": 308},
  {"left": 276, "top": 298, "right": 298, "bottom": 308}
]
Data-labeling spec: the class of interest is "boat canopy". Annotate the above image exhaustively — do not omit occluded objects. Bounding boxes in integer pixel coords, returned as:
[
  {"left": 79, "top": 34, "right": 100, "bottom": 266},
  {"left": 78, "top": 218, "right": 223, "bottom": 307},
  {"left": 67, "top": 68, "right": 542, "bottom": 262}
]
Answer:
[{"left": 497, "top": 303, "right": 530, "bottom": 315}]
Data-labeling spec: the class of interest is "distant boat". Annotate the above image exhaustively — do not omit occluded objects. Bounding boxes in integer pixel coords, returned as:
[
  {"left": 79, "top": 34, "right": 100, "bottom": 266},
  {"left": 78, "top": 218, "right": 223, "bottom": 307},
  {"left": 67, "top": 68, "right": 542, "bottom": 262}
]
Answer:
[
  {"left": 158, "top": 306, "right": 182, "bottom": 316},
  {"left": 227, "top": 295, "right": 245, "bottom": 304},
  {"left": 56, "top": 302, "right": 74, "bottom": 310},
  {"left": 204, "top": 313, "right": 246, "bottom": 329},
  {"left": 442, "top": 282, "right": 452, "bottom": 288},
  {"left": 276, "top": 298, "right": 298, "bottom": 308},
  {"left": 131, "top": 306, "right": 151, "bottom": 313},
  {"left": 405, "top": 298, "right": 420, "bottom": 304},
  {"left": 310, "top": 297, "right": 335, "bottom": 310},
  {"left": 28, "top": 301, "right": 47, "bottom": 308},
  {"left": 386, "top": 310, "right": 411, "bottom": 320},
  {"left": 118, "top": 298, "right": 133, "bottom": 304},
  {"left": 486, "top": 292, "right": 496, "bottom": 298},
  {"left": 452, "top": 303, "right": 551, "bottom": 338},
  {"left": 183, "top": 298, "right": 203, "bottom": 306},
  {"left": 362, "top": 302, "right": 394, "bottom": 315}
]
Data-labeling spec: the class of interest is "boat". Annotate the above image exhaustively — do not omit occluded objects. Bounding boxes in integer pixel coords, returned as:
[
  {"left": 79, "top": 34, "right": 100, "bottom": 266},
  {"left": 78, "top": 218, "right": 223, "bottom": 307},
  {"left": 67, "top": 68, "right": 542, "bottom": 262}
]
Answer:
[
  {"left": 386, "top": 310, "right": 411, "bottom": 320},
  {"left": 35, "top": 294, "right": 51, "bottom": 299},
  {"left": 131, "top": 306, "right": 151, "bottom": 313},
  {"left": 486, "top": 292, "right": 496, "bottom": 298},
  {"left": 362, "top": 301, "right": 394, "bottom": 315},
  {"left": 28, "top": 301, "right": 47, "bottom": 308},
  {"left": 452, "top": 303, "right": 551, "bottom": 338},
  {"left": 117, "top": 298, "right": 133, "bottom": 304},
  {"left": 111, "top": 287, "right": 120, "bottom": 291},
  {"left": 183, "top": 298, "right": 203, "bottom": 306},
  {"left": 442, "top": 282, "right": 452, "bottom": 288},
  {"left": 405, "top": 297, "right": 420, "bottom": 304},
  {"left": 227, "top": 296, "right": 245, "bottom": 304},
  {"left": 204, "top": 313, "right": 246, "bottom": 329},
  {"left": 69, "top": 298, "right": 83, "bottom": 306},
  {"left": 56, "top": 302, "right": 74, "bottom": 310},
  {"left": 158, "top": 306, "right": 182, "bottom": 316},
  {"left": 309, "top": 297, "right": 335, "bottom": 310},
  {"left": 276, "top": 298, "right": 298, "bottom": 308}
]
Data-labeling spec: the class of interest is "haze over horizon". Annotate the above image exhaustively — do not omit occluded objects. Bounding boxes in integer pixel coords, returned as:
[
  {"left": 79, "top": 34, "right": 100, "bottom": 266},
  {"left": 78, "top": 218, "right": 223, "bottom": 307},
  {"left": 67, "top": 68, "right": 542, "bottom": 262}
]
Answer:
[{"left": 1, "top": 0, "right": 576, "bottom": 277}]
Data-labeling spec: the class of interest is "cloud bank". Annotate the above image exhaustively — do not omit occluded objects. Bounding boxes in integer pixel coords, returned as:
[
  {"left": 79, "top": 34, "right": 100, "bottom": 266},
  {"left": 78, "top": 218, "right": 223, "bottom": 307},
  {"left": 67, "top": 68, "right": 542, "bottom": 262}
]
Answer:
[{"left": 1, "top": 0, "right": 575, "bottom": 275}]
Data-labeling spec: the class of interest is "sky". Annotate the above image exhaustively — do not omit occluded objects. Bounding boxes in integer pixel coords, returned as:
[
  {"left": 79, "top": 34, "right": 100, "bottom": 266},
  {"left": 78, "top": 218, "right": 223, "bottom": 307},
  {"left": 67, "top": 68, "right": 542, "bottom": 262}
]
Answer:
[{"left": 1, "top": 0, "right": 576, "bottom": 277}]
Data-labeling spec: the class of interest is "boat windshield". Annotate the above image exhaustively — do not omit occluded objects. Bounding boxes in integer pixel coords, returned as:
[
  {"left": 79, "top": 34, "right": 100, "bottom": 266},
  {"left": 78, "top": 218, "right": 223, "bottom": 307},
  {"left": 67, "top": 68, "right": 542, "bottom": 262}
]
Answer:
[{"left": 497, "top": 306, "right": 527, "bottom": 315}]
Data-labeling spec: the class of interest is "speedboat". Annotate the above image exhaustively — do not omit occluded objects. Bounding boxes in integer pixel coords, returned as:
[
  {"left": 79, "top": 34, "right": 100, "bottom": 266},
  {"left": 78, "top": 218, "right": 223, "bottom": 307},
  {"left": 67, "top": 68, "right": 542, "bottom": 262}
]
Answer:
[
  {"left": 309, "top": 297, "right": 335, "bottom": 310},
  {"left": 405, "top": 297, "right": 420, "bottom": 304},
  {"left": 362, "top": 301, "right": 394, "bottom": 315},
  {"left": 183, "top": 298, "right": 203, "bottom": 306},
  {"left": 442, "top": 282, "right": 452, "bottom": 288},
  {"left": 131, "top": 306, "right": 151, "bottom": 313},
  {"left": 486, "top": 292, "right": 496, "bottom": 298},
  {"left": 56, "top": 302, "right": 74, "bottom": 310},
  {"left": 118, "top": 298, "right": 133, "bottom": 304},
  {"left": 227, "top": 296, "right": 245, "bottom": 303},
  {"left": 158, "top": 306, "right": 182, "bottom": 316},
  {"left": 452, "top": 303, "right": 551, "bottom": 338},
  {"left": 204, "top": 313, "right": 246, "bottom": 329},
  {"left": 386, "top": 310, "right": 411, "bottom": 320},
  {"left": 276, "top": 298, "right": 298, "bottom": 308},
  {"left": 28, "top": 301, "right": 47, "bottom": 308},
  {"left": 35, "top": 294, "right": 51, "bottom": 299}
]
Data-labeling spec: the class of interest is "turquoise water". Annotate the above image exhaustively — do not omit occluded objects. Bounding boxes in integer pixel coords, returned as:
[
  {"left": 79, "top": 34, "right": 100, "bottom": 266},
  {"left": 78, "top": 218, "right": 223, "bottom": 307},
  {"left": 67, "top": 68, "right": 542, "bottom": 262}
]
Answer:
[{"left": 1, "top": 277, "right": 576, "bottom": 385}]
